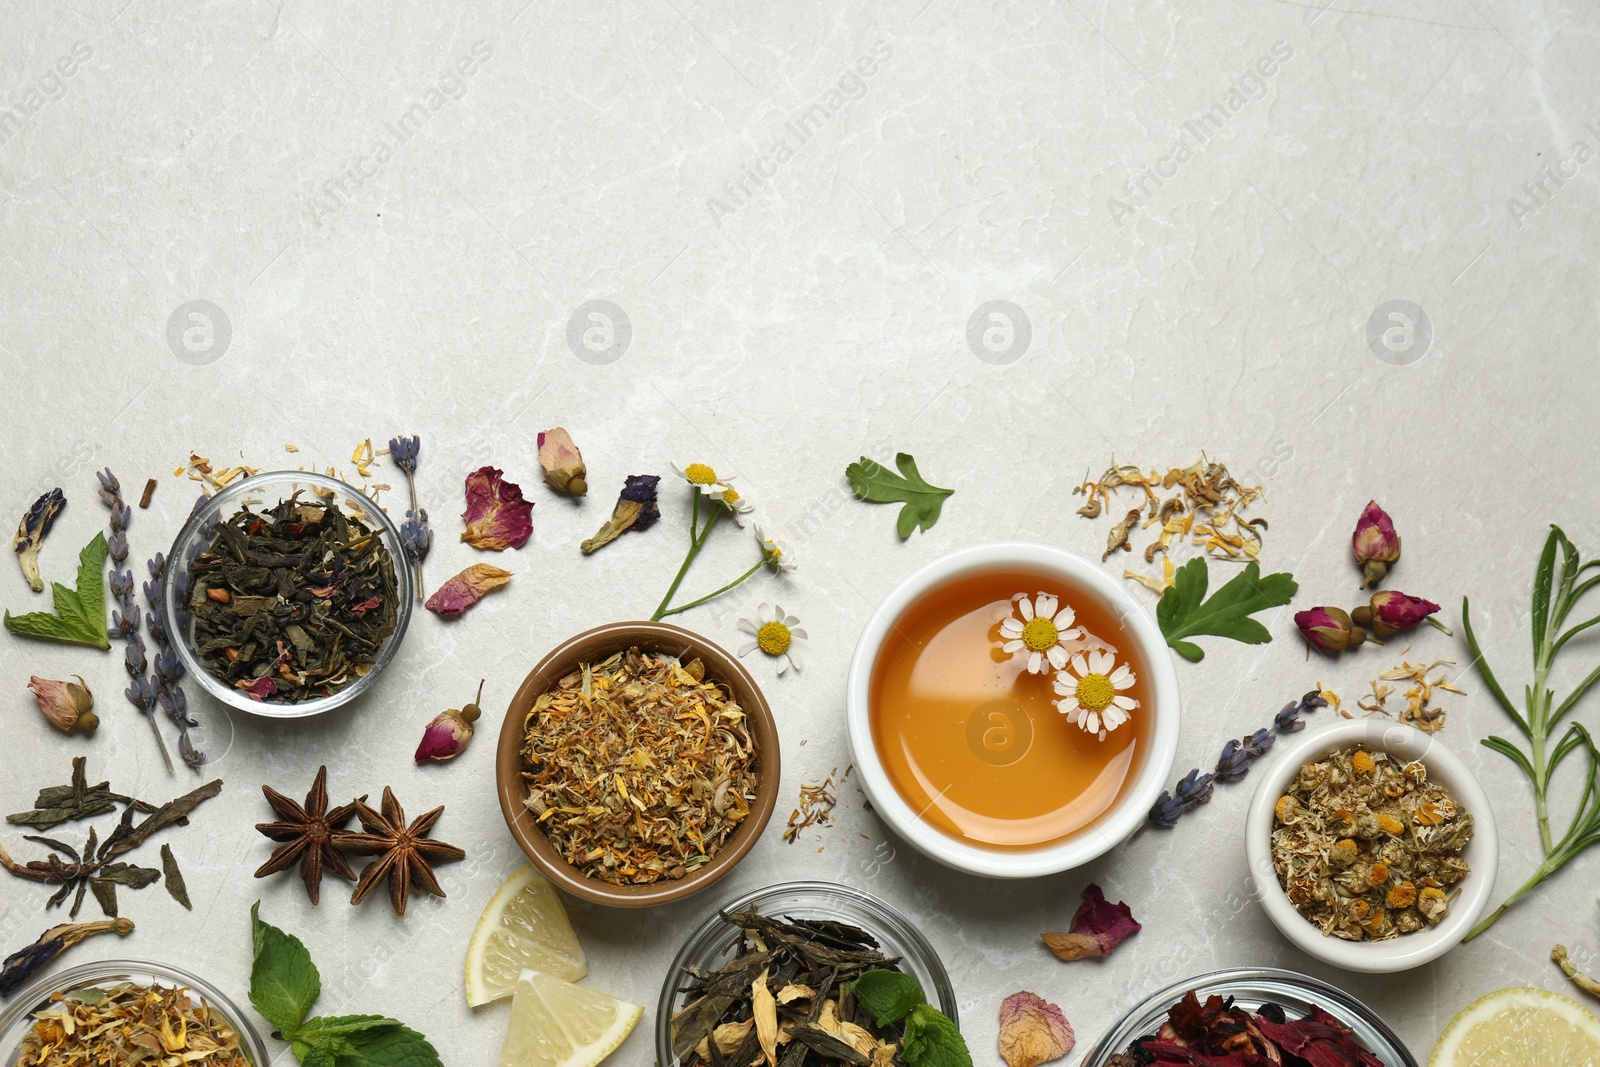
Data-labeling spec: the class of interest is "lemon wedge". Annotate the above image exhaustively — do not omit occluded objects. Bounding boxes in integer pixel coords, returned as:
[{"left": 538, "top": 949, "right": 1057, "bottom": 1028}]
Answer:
[
  {"left": 465, "top": 865, "right": 587, "bottom": 1007},
  {"left": 499, "top": 968, "right": 642, "bottom": 1067},
  {"left": 1429, "top": 986, "right": 1600, "bottom": 1067}
]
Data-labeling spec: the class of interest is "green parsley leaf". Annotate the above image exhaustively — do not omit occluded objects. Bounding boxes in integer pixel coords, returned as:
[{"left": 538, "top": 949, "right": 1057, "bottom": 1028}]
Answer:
[
  {"left": 4, "top": 531, "right": 111, "bottom": 649},
  {"left": 249, "top": 901, "right": 321, "bottom": 1040},
  {"left": 846, "top": 453, "right": 954, "bottom": 538},
  {"left": 1156, "top": 557, "right": 1298, "bottom": 662},
  {"left": 902, "top": 1003, "right": 973, "bottom": 1067},
  {"left": 850, "top": 969, "right": 926, "bottom": 1027},
  {"left": 325, "top": 1024, "right": 444, "bottom": 1067}
]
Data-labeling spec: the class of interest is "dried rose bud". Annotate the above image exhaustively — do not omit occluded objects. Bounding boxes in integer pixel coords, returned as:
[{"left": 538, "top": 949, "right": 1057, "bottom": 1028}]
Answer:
[
  {"left": 415, "top": 681, "right": 484, "bottom": 763},
  {"left": 537, "top": 428, "right": 587, "bottom": 498},
  {"left": 28, "top": 675, "right": 98, "bottom": 734},
  {"left": 1294, "top": 606, "right": 1367, "bottom": 653},
  {"left": 1353, "top": 591, "right": 1441, "bottom": 640},
  {"left": 1352, "top": 500, "right": 1401, "bottom": 588}
]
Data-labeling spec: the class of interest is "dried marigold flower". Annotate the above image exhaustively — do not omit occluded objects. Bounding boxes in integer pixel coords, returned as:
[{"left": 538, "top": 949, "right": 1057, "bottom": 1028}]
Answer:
[
  {"left": 1377, "top": 814, "right": 1405, "bottom": 836},
  {"left": 1351, "top": 749, "right": 1376, "bottom": 775},
  {"left": 1387, "top": 881, "right": 1417, "bottom": 908},
  {"left": 1367, "top": 862, "right": 1390, "bottom": 885}
]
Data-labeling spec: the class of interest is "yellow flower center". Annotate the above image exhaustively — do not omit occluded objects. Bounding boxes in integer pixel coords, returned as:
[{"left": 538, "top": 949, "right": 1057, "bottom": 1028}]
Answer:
[
  {"left": 757, "top": 621, "right": 792, "bottom": 656},
  {"left": 721, "top": 488, "right": 741, "bottom": 505},
  {"left": 1076, "top": 673, "right": 1115, "bottom": 712},
  {"left": 1021, "top": 616, "right": 1058, "bottom": 652},
  {"left": 684, "top": 463, "right": 718, "bottom": 484}
]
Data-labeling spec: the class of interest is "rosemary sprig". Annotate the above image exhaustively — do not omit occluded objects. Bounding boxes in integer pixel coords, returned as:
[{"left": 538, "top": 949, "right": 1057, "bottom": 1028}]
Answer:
[{"left": 1463, "top": 524, "right": 1600, "bottom": 940}]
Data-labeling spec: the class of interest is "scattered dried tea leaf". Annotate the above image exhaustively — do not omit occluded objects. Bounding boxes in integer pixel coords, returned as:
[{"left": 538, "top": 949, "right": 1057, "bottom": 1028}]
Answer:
[
  {"left": 998, "top": 991, "right": 1074, "bottom": 1067},
  {"left": 460, "top": 466, "right": 534, "bottom": 550},
  {"left": 1357, "top": 657, "right": 1463, "bottom": 732},
  {"left": 425, "top": 563, "right": 512, "bottom": 617},
  {"left": 1103, "top": 508, "right": 1141, "bottom": 562},
  {"left": 1075, "top": 456, "right": 1266, "bottom": 577},
  {"left": 783, "top": 766, "right": 850, "bottom": 844},
  {"left": 1042, "top": 884, "right": 1140, "bottom": 961},
  {"left": 138, "top": 478, "right": 157, "bottom": 509},
  {"left": 160, "top": 845, "right": 191, "bottom": 909},
  {"left": 752, "top": 967, "right": 778, "bottom": 1067}
]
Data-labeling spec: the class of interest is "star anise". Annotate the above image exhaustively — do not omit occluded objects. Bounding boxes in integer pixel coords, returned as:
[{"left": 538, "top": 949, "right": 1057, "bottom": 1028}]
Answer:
[
  {"left": 332, "top": 786, "right": 465, "bottom": 916},
  {"left": 254, "top": 766, "right": 359, "bottom": 905}
]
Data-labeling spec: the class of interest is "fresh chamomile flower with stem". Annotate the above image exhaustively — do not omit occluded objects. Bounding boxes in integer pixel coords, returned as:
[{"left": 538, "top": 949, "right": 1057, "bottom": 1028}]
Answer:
[
  {"left": 738, "top": 603, "right": 806, "bottom": 674},
  {"left": 755, "top": 524, "right": 796, "bottom": 571},
  {"left": 1054, "top": 650, "right": 1139, "bottom": 740},
  {"left": 652, "top": 464, "right": 788, "bottom": 621},
  {"left": 1000, "top": 592, "right": 1082, "bottom": 674}
]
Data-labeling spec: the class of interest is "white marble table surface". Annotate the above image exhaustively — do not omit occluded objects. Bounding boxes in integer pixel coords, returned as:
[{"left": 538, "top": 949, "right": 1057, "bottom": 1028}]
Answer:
[{"left": 3, "top": 1, "right": 1599, "bottom": 1064}]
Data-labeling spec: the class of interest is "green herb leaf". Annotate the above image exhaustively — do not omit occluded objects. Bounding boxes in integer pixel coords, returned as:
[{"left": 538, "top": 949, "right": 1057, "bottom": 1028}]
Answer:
[
  {"left": 4, "top": 532, "right": 111, "bottom": 649},
  {"left": 1156, "top": 558, "right": 1298, "bottom": 662},
  {"left": 250, "top": 901, "right": 321, "bottom": 1039},
  {"left": 850, "top": 969, "right": 926, "bottom": 1027},
  {"left": 901, "top": 1002, "right": 973, "bottom": 1067},
  {"left": 846, "top": 453, "right": 954, "bottom": 539},
  {"left": 298, "top": 1015, "right": 404, "bottom": 1041},
  {"left": 323, "top": 1024, "right": 444, "bottom": 1067}
]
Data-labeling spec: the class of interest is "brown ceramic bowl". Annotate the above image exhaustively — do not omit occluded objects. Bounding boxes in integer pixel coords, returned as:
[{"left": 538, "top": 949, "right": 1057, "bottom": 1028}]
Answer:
[{"left": 495, "top": 620, "right": 780, "bottom": 907}]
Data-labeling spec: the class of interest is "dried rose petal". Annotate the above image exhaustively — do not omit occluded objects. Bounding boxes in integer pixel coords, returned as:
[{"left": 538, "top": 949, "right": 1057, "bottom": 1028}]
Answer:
[
  {"left": 236, "top": 676, "right": 278, "bottom": 701},
  {"left": 460, "top": 466, "right": 534, "bottom": 550},
  {"left": 1042, "top": 884, "right": 1141, "bottom": 961},
  {"left": 537, "top": 427, "right": 587, "bottom": 497},
  {"left": 425, "top": 563, "right": 512, "bottom": 617},
  {"left": 998, "top": 991, "right": 1074, "bottom": 1067}
]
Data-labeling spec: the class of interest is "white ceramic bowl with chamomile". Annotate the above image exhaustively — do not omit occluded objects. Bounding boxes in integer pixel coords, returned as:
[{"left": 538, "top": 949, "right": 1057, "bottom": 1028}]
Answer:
[
  {"left": 844, "top": 541, "right": 1180, "bottom": 878},
  {"left": 1244, "top": 718, "right": 1498, "bottom": 973}
]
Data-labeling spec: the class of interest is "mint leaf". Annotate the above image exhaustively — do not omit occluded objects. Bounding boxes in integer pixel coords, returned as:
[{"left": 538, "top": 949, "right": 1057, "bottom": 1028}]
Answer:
[
  {"left": 250, "top": 901, "right": 320, "bottom": 1039},
  {"left": 334, "top": 1024, "right": 444, "bottom": 1067},
  {"left": 299, "top": 1014, "right": 403, "bottom": 1041},
  {"left": 846, "top": 453, "right": 954, "bottom": 538},
  {"left": 1156, "top": 558, "right": 1298, "bottom": 662},
  {"left": 902, "top": 1003, "right": 973, "bottom": 1067},
  {"left": 4, "top": 532, "right": 111, "bottom": 649},
  {"left": 850, "top": 969, "right": 925, "bottom": 1027},
  {"left": 300, "top": 1048, "right": 340, "bottom": 1067}
]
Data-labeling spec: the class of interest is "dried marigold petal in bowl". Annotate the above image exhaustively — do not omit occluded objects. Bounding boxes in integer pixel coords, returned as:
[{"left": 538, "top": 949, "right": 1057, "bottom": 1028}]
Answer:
[{"left": 494, "top": 621, "right": 780, "bottom": 908}]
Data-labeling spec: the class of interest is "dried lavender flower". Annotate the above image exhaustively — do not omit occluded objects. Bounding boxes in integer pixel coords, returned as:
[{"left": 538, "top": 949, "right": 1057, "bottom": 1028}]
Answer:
[
  {"left": 99, "top": 469, "right": 173, "bottom": 774},
  {"left": 1274, "top": 689, "right": 1329, "bottom": 733},
  {"left": 401, "top": 508, "right": 432, "bottom": 603},
  {"left": 1148, "top": 768, "right": 1215, "bottom": 828},
  {"left": 1216, "top": 728, "right": 1275, "bottom": 782},
  {"left": 144, "top": 553, "right": 202, "bottom": 768},
  {"left": 389, "top": 434, "right": 421, "bottom": 510}
]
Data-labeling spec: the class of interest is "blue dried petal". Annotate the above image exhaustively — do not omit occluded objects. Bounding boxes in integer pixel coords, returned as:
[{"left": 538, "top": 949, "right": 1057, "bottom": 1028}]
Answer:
[
  {"left": 401, "top": 509, "right": 432, "bottom": 563},
  {"left": 154, "top": 649, "right": 184, "bottom": 686},
  {"left": 107, "top": 530, "right": 129, "bottom": 564},
  {"left": 1242, "top": 727, "right": 1276, "bottom": 758},
  {"left": 124, "top": 675, "right": 155, "bottom": 711},
  {"left": 190, "top": 494, "right": 210, "bottom": 516},
  {"left": 145, "top": 610, "right": 166, "bottom": 646},
  {"left": 123, "top": 635, "right": 148, "bottom": 677},
  {"left": 388, "top": 435, "right": 421, "bottom": 474},
  {"left": 621, "top": 475, "right": 661, "bottom": 530},
  {"left": 13, "top": 487, "right": 66, "bottom": 593},
  {"left": 109, "top": 568, "right": 135, "bottom": 605},
  {"left": 1147, "top": 767, "right": 1215, "bottom": 828},
  {"left": 178, "top": 730, "right": 206, "bottom": 767},
  {"left": 113, "top": 609, "right": 140, "bottom": 637},
  {"left": 148, "top": 553, "right": 167, "bottom": 579},
  {"left": 159, "top": 687, "right": 195, "bottom": 727},
  {"left": 96, "top": 468, "right": 121, "bottom": 507},
  {"left": 1174, "top": 767, "right": 1215, "bottom": 804}
]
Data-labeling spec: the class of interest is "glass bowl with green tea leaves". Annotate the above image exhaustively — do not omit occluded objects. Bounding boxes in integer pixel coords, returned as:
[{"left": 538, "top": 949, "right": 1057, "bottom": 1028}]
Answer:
[
  {"left": 0, "top": 958, "right": 269, "bottom": 1067},
  {"left": 655, "top": 881, "right": 959, "bottom": 1067},
  {"left": 163, "top": 471, "right": 414, "bottom": 719}
]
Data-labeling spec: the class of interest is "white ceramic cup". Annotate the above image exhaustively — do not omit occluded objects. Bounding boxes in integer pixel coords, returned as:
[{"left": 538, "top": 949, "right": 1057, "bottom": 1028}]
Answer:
[
  {"left": 845, "top": 542, "right": 1180, "bottom": 877},
  {"left": 1244, "top": 718, "right": 1499, "bottom": 972}
]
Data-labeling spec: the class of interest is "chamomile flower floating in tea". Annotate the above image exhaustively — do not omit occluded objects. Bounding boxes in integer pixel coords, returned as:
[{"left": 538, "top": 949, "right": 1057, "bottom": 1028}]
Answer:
[
  {"left": 1053, "top": 651, "right": 1138, "bottom": 739},
  {"left": 738, "top": 604, "right": 806, "bottom": 674},
  {"left": 999, "top": 593, "right": 1083, "bottom": 674}
]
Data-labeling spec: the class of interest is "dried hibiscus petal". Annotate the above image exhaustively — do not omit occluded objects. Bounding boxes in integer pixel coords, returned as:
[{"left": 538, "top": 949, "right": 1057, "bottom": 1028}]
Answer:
[
  {"left": 460, "top": 466, "right": 533, "bottom": 550},
  {"left": 1254, "top": 1006, "right": 1385, "bottom": 1067},
  {"left": 425, "top": 563, "right": 512, "bottom": 617},
  {"left": 998, "top": 991, "right": 1074, "bottom": 1067},
  {"left": 1042, "top": 883, "right": 1141, "bottom": 961}
]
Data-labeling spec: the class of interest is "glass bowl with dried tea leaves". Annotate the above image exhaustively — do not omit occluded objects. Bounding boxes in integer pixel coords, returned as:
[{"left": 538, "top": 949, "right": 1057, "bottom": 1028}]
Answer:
[
  {"left": 163, "top": 471, "right": 413, "bottom": 720},
  {"left": 494, "top": 621, "right": 780, "bottom": 907},
  {"left": 654, "top": 880, "right": 959, "bottom": 1067},
  {"left": 1244, "top": 719, "right": 1499, "bottom": 973},
  {"left": 0, "top": 958, "right": 269, "bottom": 1067}
]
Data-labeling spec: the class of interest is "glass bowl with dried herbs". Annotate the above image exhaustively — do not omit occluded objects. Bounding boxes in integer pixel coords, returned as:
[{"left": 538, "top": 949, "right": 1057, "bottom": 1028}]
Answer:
[
  {"left": 654, "top": 880, "right": 959, "bottom": 1067},
  {"left": 494, "top": 621, "right": 780, "bottom": 907},
  {"left": 0, "top": 958, "right": 270, "bottom": 1067},
  {"left": 1078, "top": 966, "right": 1416, "bottom": 1067},
  {"left": 1244, "top": 719, "right": 1499, "bottom": 973},
  {"left": 162, "top": 471, "right": 413, "bottom": 719}
]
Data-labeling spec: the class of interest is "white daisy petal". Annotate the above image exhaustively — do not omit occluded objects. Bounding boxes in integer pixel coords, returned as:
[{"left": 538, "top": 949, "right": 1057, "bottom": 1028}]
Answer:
[
  {"left": 1057, "top": 694, "right": 1080, "bottom": 715},
  {"left": 1036, "top": 594, "right": 1058, "bottom": 619},
  {"left": 1027, "top": 651, "right": 1043, "bottom": 674},
  {"left": 1112, "top": 695, "right": 1139, "bottom": 710},
  {"left": 1052, "top": 672, "right": 1072, "bottom": 695},
  {"left": 1071, "top": 653, "right": 1089, "bottom": 677},
  {"left": 739, "top": 641, "right": 759, "bottom": 656},
  {"left": 1086, "top": 711, "right": 1100, "bottom": 735},
  {"left": 1060, "top": 626, "right": 1085, "bottom": 642},
  {"left": 1000, "top": 618, "right": 1023, "bottom": 637},
  {"left": 1089, "top": 650, "right": 1113, "bottom": 675},
  {"left": 1018, "top": 596, "right": 1035, "bottom": 620},
  {"left": 1053, "top": 605, "right": 1076, "bottom": 628},
  {"left": 785, "top": 647, "right": 802, "bottom": 671},
  {"left": 1003, "top": 639, "right": 1025, "bottom": 653},
  {"left": 789, "top": 628, "right": 808, "bottom": 640},
  {"left": 1047, "top": 645, "right": 1067, "bottom": 670}
]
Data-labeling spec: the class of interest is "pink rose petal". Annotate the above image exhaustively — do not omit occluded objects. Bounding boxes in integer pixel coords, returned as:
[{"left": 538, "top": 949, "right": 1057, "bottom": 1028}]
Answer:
[
  {"left": 999, "top": 991, "right": 1074, "bottom": 1067},
  {"left": 1042, "top": 883, "right": 1141, "bottom": 961},
  {"left": 460, "top": 466, "right": 534, "bottom": 550},
  {"left": 425, "top": 563, "right": 512, "bottom": 617}
]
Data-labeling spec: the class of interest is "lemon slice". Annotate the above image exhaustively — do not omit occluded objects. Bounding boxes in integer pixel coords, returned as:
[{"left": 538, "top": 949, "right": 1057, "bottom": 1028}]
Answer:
[
  {"left": 465, "top": 865, "right": 587, "bottom": 1007},
  {"left": 499, "top": 968, "right": 643, "bottom": 1067},
  {"left": 1429, "top": 986, "right": 1600, "bottom": 1067}
]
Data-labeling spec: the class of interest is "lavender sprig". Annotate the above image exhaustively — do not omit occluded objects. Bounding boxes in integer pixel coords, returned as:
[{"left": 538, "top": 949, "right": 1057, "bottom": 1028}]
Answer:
[
  {"left": 1147, "top": 689, "right": 1328, "bottom": 829},
  {"left": 100, "top": 468, "right": 174, "bottom": 774},
  {"left": 400, "top": 508, "right": 431, "bottom": 603},
  {"left": 389, "top": 435, "right": 420, "bottom": 509},
  {"left": 145, "top": 553, "right": 203, "bottom": 768}
]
